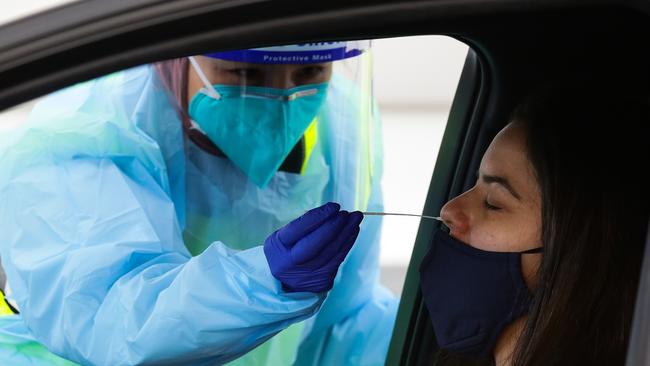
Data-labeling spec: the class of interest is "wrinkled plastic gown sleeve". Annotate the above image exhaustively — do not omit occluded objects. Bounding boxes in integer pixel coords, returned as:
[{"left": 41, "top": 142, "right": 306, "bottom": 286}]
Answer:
[{"left": 0, "top": 68, "right": 323, "bottom": 365}]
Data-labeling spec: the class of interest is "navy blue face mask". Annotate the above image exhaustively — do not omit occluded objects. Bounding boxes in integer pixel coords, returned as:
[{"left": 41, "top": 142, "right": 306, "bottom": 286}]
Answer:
[{"left": 419, "top": 229, "right": 542, "bottom": 358}]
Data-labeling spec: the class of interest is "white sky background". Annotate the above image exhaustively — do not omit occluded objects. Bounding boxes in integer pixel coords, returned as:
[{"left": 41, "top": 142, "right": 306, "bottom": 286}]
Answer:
[
  {"left": 373, "top": 36, "right": 468, "bottom": 266},
  {"left": 0, "top": 2, "right": 469, "bottom": 291},
  {"left": 1, "top": 0, "right": 78, "bottom": 26}
]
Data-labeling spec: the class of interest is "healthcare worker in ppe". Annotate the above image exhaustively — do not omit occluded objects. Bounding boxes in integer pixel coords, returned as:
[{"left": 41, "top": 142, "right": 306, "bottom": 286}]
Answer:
[{"left": 0, "top": 41, "right": 398, "bottom": 365}]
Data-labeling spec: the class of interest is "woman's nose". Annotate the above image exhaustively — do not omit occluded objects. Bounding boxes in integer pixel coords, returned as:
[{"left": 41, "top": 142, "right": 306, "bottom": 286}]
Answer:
[{"left": 440, "top": 196, "right": 469, "bottom": 235}]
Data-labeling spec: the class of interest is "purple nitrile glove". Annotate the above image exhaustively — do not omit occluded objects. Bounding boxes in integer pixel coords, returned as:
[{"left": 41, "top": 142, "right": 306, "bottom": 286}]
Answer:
[{"left": 264, "top": 202, "right": 364, "bottom": 293}]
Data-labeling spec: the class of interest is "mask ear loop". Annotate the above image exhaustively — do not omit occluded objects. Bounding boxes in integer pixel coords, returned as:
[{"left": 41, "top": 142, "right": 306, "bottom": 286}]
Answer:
[
  {"left": 188, "top": 56, "right": 221, "bottom": 100},
  {"left": 186, "top": 56, "right": 219, "bottom": 135}
]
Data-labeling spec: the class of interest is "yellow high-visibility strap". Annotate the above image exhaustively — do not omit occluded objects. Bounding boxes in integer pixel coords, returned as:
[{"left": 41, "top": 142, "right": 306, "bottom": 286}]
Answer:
[
  {"left": 300, "top": 118, "right": 319, "bottom": 174},
  {"left": 0, "top": 290, "right": 16, "bottom": 316}
]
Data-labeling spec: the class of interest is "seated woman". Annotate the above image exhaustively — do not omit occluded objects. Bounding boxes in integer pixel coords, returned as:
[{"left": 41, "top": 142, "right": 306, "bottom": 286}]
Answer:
[{"left": 420, "top": 83, "right": 649, "bottom": 365}]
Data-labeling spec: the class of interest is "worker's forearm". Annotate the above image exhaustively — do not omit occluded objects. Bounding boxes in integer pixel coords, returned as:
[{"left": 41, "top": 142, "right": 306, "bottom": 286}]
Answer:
[{"left": 0, "top": 158, "right": 322, "bottom": 365}]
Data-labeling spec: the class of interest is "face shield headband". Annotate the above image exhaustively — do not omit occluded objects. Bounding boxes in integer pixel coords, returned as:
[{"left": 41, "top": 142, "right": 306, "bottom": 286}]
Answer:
[{"left": 204, "top": 41, "right": 369, "bottom": 64}]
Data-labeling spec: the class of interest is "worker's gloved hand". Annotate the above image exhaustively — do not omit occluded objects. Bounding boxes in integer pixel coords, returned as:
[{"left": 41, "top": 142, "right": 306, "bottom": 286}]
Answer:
[{"left": 264, "top": 202, "right": 364, "bottom": 293}]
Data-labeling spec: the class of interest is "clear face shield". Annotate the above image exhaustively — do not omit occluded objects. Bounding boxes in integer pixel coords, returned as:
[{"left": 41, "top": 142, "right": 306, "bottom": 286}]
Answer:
[{"left": 184, "top": 41, "right": 375, "bottom": 189}]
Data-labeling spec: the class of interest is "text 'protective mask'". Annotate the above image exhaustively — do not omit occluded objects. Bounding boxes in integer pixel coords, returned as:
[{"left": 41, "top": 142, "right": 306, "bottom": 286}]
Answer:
[
  {"left": 419, "top": 229, "right": 542, "bottom": 358},
  {"left": 186, "top": 42, "right": 369, "bottom": 188}
]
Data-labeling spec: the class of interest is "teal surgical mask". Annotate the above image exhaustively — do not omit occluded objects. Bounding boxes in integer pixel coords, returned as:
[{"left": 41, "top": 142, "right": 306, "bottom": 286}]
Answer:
[{"left": 187, "top": 57, "right": 329, "bottom": 188}]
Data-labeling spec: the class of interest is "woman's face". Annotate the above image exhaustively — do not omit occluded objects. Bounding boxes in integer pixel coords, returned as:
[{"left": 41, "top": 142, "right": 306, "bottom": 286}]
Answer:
[
  {"left": 187, "top": 56, "right": 334, "bottom": 101},
  {"left": 440, "top": 122, "right": 542, "bottom": 288}
]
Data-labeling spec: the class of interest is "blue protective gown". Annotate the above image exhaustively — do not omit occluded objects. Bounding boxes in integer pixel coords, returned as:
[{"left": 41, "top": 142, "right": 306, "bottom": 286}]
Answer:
[{"left": 0, "top": 65, "right": 397, "bottom": 365}]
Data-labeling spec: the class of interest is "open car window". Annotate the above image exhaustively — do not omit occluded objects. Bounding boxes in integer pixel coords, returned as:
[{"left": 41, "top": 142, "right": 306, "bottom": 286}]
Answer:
[
  {"left": 374, "top": 36, "right": 468, "bottom": 295},
  {"left": 0, "top": 35, "right": 467, "bottom": 365}
]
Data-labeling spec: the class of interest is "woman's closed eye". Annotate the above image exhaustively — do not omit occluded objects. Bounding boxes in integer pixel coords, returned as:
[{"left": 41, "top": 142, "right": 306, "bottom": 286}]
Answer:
[{"left": 484, "top": 199, "right": 502, "bottom": 211}]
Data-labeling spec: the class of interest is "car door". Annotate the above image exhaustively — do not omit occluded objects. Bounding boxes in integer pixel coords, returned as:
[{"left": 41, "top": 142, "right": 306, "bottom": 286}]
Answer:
[
  {"left": 388, "top": 6, "right": 650, "bottom": 365},
  {"left": 1, "top": 1, "right": 649, "bottom": 365}
]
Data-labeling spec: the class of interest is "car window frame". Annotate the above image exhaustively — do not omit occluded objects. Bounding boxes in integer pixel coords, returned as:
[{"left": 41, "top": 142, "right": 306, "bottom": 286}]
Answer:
[{"left": 385, "top": 46, "right": 486, "bottom": 365}]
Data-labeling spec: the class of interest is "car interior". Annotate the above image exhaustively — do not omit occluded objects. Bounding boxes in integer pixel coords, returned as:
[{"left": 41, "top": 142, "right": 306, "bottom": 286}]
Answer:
[{"left": 0, "top": 1, "right": 649, "bottom": 365}]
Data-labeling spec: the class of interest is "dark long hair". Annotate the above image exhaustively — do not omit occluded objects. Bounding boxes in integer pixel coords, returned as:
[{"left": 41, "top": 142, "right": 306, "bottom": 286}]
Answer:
[
  {"left": 510, "top": 84, "right": 650, "bottom": 365},
  {"left": 436, "top": 84, "right": 649, "bottom": 366}
]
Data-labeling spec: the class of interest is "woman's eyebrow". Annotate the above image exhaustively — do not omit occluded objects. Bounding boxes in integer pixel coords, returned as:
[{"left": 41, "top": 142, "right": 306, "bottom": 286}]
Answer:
[{"left": 478, "top": 172, "right": 522, "bottom": 200}]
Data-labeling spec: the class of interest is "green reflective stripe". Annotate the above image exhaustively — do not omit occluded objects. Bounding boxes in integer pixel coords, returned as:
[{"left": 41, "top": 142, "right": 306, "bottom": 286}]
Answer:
[
  {"left": 0, "top": 320, "right": 79, "bottom": 365},
  {"left": 183, "top": 217, "right": 217, "bottom": 255},
  {"left": 0, "top": 340, "right": 79, "bottom": 365},
  {"left": 224, "top": 320, "right": 305, "bottom": 366}
]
